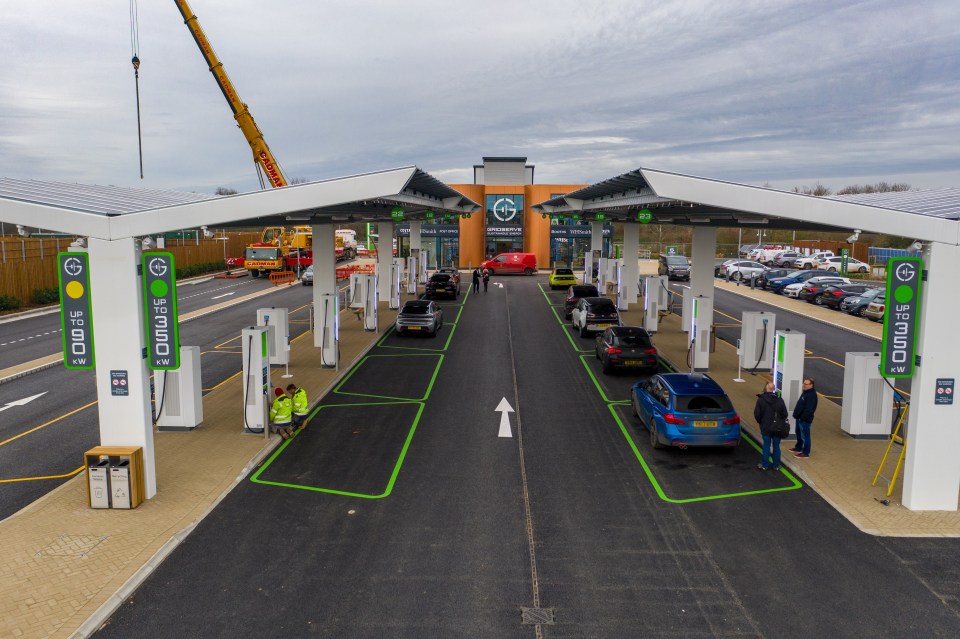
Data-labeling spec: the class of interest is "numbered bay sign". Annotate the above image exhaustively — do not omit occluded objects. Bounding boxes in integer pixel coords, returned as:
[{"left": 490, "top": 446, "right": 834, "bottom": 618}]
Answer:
[
  {"left": 142, "top": 252, "right": 180, "bottom": 370},
  {"left": 58, "top": 252, "right": 96, "bottom": 369}
]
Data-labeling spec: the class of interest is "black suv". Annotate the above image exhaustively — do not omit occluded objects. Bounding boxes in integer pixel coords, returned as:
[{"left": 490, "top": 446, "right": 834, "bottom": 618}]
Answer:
[
  {"left": 424, "top": 273, "right": 459, "bottom": 299},
  {"left": 658, "top": 255, "right": 690, "bottom": 281},
  {"left": 564, "top": 284, "right": 600, "bottom": 318}
]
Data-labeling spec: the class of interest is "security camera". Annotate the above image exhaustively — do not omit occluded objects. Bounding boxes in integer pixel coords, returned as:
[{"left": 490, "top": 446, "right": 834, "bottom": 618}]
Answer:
[
  {"left": 201, "top": 225, "right": 214, "bottom": 239},
  {"left": 69, "top": 237, "right": 87, "bottom": 249},
  {"left": 846, "top": 229, "right": 861, "bottom": 243},
  {"left": 16, "top": 224, "right": 30, "bottom": 238},
  {"left": 141, "top": 237, "right": 157, "bottom": 250},
  {"left": 909, "top": 240, "right": 923, "bottom": 252}
]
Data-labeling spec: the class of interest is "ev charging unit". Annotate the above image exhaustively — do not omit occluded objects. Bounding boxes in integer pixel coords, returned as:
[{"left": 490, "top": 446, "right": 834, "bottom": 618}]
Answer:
[
  {"left": 318, "top": 292, "right": 339, "bottom": 369},
  {"left": 643, "top": 275, "right": 662, "bottom": 333},
  {"left": 362, "top": 273, "right": 379, "bottom": 332},
  {"left": 616, "top": 260, "right": 628, "bottom": 311},
  {"left": 772, "top": 329, "right": 806, "bottom": 433},
  {"left": 418, "top": 249, "right": 429, "bottom": 283},
  {"left": 583, "top": 250, "right": 595, "bottom": 285},
  {"left": 681, "top": 286, "right": 693, "bottom": 331},
  {"left": 597, "top": 257, "right": 609, "bottom": 291},
  {"left": 740, "top": 311, "right": 775, "bottom": 371},
  {"left": 406, "top": 255, "right": 418, "bottom": 294},
  {"left": 841, "top": 352, "right": 894, "bottom": 438},
  {"left": 256, "top": 307, "right": 289, "bottom": 366},
  {"left": 606, "top": 258, "right": 620, "bottom": 294},
  {"left": 390, "top": 257, "right": 404, "bottom": 309},
  {"left": 654, "top": 275, "right": 670, "bottom": 312},
  {"left": 688, "top": 295, "right": 713, "bottom": 372},
  {"left": 349, "top": 273, "right": 367, "bottom": 310},
  {"left": 241, "top": 326, "right": 271, "bottom": 436},
  {"left": 155, "top": 345, "right": 203, "bottom": 431}
]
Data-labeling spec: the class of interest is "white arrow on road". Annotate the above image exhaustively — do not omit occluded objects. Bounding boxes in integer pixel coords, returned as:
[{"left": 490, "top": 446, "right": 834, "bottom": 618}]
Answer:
[
  {"left": 211, "top": 292, "right": 236, "bottom": 300},
  {"left": 495, "top": 398, "right": 514, "bottom": 438},
  {"left": 497, "top": 282, "right": 504, "bottom": 288},
  {"left": 0, "top": 391, "right": 47, "bottom": 414}
]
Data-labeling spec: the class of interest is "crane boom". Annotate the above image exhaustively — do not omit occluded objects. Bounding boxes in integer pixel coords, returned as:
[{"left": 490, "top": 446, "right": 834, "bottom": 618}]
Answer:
[{"left": 174, "top": 0, "right": 287, "bottom": 188}]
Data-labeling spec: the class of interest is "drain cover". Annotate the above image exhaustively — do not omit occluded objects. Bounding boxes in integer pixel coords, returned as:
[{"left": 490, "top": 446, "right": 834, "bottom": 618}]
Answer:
[{"left": 520, "top": 607, "right": 555, "bottom": 625}]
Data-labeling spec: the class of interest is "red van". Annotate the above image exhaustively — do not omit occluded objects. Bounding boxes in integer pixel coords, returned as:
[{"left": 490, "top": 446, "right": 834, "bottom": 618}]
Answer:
[{"left": 481, "top": 253, "right": 538, "bottom": 275}]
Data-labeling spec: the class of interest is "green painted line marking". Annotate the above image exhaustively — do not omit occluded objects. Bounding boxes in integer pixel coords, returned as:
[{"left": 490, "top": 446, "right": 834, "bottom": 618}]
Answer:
[
  {"left": 608, "top": 405, "right": 802, "bottom": 503},
  {"left": 334, "top": 353, "right": 443, "bottom": 402},
  {"left": 250, "top": 401, "right": 424, "bottom": 499},
  {"left": 578, "top": 354, "right": 620, "bottom": 403},
  {"left": 548, "top": 306, "right": 593, "bottom": 353},
  {"left": 537, "top": 282, "right": 566, "bottom": 307}
]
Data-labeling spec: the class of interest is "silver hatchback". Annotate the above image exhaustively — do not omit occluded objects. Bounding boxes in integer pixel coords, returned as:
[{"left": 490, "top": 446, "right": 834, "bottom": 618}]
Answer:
[{"left": 395, "top": 300, "right": 443, "bottom": 337}]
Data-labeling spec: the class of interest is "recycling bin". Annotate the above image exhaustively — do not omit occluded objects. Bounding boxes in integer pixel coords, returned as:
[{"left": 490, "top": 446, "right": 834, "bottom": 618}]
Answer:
[
  {"left": 86, "top": 457, "right": 111, "bottom": 509},
  {"left": 84, "top": 446, "right": 145, "bottom": 509}
]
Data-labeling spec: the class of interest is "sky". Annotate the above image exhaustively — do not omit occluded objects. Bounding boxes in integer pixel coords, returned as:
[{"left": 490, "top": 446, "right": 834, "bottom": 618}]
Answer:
[{"left": 1, "top": 0, "right": 958, "bottom": 196}]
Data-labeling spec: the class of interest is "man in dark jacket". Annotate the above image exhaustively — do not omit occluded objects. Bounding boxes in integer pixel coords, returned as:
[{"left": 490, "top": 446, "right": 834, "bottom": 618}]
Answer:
[
  {"left": 790, "top": 377, "right": 818, "bottom": 458},
  {"left": 754, "top": 381, "right": 789, "bottom": 470}
]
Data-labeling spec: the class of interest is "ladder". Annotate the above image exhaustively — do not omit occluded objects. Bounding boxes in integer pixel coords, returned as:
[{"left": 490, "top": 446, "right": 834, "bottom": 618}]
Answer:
[{"left": 872, "top": 402, "right": 909, "bottom": 497}]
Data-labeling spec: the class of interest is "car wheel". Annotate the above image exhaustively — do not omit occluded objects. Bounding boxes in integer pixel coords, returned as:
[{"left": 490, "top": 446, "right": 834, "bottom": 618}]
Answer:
[
  {"left": 579, "top": 324, "right": 587, "bottom": 338},
  {"left": 631, "top": 402, "right": 639, "bottom": 418},
  {"left": 732, "top": 272, "right": 743, "bottom": 282},
  {"left": 858, "top": 266, "right": 868, "bottom": 273},
  {"left": 650, "top": 422, "right": 665, "bottom": 449},
  {"left": 814, "top": 296, "right": 824, "bottom": 305},
  {"left": 853, "top": 307, "right": 865, "bottom": 316},
  {"left": 828, "top": 267, "right": 837, "bottom": 272},
  {"left": 524, "top": 268, "right": 534, "bottom": 276}
]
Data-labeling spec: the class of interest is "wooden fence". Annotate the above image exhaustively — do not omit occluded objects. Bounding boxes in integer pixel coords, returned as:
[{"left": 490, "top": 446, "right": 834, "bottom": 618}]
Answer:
[{"left": 0, "top": 233, "right": 260, "bottom": 304}]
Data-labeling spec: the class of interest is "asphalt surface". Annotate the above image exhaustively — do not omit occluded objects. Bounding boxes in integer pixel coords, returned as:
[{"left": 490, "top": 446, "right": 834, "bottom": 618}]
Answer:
[{"left": 89, "top": 277, "right": 960, "bottom": 638}]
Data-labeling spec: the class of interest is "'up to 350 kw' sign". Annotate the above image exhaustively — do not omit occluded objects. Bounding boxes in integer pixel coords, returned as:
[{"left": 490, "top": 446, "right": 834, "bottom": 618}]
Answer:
[
  {"left": 142, "top": 253, "right": 180, "bottom": 370},
  {"left": 881, "top": 257, "right": 922, "bottom": 378}
]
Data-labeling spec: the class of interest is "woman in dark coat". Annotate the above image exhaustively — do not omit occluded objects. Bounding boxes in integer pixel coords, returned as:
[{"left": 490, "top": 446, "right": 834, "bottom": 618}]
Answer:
[{"left": 754, "top": 381, "right": 789, "bottom": 470}]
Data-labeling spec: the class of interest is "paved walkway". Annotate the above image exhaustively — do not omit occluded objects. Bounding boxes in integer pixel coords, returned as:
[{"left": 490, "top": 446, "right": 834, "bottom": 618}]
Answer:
[{"left": 2, "top": 266, "right": 958, "bottom": 639}]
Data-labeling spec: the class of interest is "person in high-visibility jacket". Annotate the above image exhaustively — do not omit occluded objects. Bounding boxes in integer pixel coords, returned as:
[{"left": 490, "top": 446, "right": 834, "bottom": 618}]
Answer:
[
  {"left": 270, "top": 387, "right": 295, "bottom": 439},
  {"left": 287, "top": 383, "right": 310, "bottom": 430}
]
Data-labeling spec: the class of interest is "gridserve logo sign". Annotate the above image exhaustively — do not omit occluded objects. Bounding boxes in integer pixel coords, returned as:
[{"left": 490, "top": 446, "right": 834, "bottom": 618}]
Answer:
[
  {"left": 492, "top": 197, "right": 519, "bottom": 222},
  {"left": 881, "top": 257, "right": 922, "bottom": 378}
]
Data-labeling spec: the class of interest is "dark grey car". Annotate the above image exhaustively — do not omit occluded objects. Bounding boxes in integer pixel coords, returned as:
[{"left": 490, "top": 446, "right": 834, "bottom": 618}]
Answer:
[{"left": 395, "top": 300, "right": 443, "bottom": 337}]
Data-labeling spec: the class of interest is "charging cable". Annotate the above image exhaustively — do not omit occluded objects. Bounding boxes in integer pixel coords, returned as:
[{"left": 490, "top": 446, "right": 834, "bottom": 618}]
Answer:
[{"left": 749, "top": 318, "right": 768, "bottom": 373}]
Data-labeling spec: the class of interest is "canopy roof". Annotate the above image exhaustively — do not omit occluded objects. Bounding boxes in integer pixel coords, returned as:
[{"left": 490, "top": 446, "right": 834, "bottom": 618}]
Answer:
[{"left": 0, "top": 166, "right": 479, "bottom": 240}]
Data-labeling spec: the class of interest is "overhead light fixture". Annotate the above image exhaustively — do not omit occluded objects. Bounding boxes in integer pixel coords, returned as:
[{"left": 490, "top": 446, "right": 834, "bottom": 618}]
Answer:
[
  {"left": 738, "top": 218, "right": 769, "bottom": 225},
  {"left": 690, "top": 218, "right": 711, "bottom": 223}
]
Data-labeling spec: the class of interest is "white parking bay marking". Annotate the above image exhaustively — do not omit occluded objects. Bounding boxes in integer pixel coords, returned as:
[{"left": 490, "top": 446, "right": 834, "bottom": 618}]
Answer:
[{"left": 496, "top": 397, "right": 515, "bottom": 438}]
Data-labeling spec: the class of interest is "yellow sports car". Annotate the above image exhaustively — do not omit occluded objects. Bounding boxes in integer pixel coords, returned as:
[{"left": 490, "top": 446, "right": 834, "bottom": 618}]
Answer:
[{"left": 549, "top": 267, "right": 579, "bottom": 290}]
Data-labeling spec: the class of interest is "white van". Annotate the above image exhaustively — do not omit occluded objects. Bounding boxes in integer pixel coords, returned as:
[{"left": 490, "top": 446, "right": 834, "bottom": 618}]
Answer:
[{"left": 797, "top": 251, "right": 835, "bottom": 269}]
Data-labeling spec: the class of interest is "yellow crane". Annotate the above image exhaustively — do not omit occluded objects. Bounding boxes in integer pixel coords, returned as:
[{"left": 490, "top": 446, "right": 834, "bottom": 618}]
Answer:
[{"left": 174, "top": 0, "right": 288, "bottom": 188}]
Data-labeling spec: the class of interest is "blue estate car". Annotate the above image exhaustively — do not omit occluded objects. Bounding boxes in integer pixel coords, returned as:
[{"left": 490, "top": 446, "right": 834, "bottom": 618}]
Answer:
[
  {"left": 631, "top": 373, "right": 741, "bottom": 449},
  {"left": 766, "top": 269, "right": 833, "bottom": 294}
]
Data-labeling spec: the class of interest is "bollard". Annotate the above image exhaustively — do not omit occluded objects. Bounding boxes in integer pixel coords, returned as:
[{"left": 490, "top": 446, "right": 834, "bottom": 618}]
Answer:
[{"left": 750, "top": 274, "right": 756, "bottom": 290}]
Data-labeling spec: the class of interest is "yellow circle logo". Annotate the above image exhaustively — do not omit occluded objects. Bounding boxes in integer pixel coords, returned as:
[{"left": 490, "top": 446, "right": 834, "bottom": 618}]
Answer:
[{"left": 65, "top": 281, "right": 84, "bottom": 299}]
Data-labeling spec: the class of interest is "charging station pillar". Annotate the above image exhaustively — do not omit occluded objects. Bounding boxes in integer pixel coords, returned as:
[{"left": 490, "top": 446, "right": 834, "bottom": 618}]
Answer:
[
  {"left": 622, "top": 223, "right": 640, "bottom": 305},
  {"left": 363, "top": 273, "right": 378, "bottom": 331},
  {"left": 257, "top": 307, "right": 289, "bottom": 366},
  {"left": 740, "top": 311, "right": 775, "bottom": 371},
  {"left": 689, "top": 295, "right": 713, "bottom": 372},
  {"left": 681, "top": 285, "right": 693, "bottom": 331},
  {"left": 643, "top": 275, "right": 661, "bottom": 333},
  {"left": 419, "top": 249, "right": 429, "bottom": 282},
  {"left": 583, "top": 250, "right": 594, "bottom": 286},
  {"left": 406, "top": 255, "right": 418, "bottom": 294},
  {"left": 349, "top": 273, "right": 367, "bottom": 309},
  {"left": 841, "top": 352, "right": 894, "bottom": 438},
  {"left": 390, "top": 257, "right": 404, "bottom": 309},
  {"left": 616, "top": 260, "right": 628, "bottom": 310},
  {"left": 377, "top": 222, "right": 395, "bottom": 304},
  {"left": 241, "top": 326, "right": 271, "bottom": 437},
  {"left": 318, "top": 292, "right": 339, "bottom": 369},
  {"left": 155, "top": 345, "right": 203, "bottom": 431},
  {"left": 772, "top": 329, "right": 806, "bottom": 434},
  {"left": 597, "top": 257, "right": 609, "bottom": 292}
]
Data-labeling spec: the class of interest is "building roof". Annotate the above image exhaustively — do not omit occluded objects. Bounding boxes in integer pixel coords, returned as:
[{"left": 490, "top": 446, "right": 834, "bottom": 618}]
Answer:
[{"left": 0, "top": 167, "right": 480, "bottom": 241}]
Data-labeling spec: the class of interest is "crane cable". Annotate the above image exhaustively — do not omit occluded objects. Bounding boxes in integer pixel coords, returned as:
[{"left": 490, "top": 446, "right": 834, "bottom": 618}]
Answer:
[{"left": 130, "top": 0, "right": 144, "bottom": 179}]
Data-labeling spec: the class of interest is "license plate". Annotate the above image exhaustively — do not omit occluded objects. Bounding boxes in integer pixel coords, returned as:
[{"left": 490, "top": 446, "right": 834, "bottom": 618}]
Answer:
[
  {"left": 623, "top": 360, "right": 641, "bottom": 365},
  {"left": 693, "top": 420, "right": 717, "bottom": 428},
  {"left": 407, "top": 326, "right": 422, "bottom": 331},
  {"left": 595, "top": 323, "right": 610, "bottom": 329}
]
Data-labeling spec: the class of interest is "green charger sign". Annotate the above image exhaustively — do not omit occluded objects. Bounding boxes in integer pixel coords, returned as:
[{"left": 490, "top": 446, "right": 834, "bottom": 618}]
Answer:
[
  {"left": 881, "top": 257, "right": 922, "bottom": 378},
  {"left": 142, "top": 252, "right": 180, "bottom": 370},
  {"left": 57, "top": 252, "right": 95, "bottom": 369}
]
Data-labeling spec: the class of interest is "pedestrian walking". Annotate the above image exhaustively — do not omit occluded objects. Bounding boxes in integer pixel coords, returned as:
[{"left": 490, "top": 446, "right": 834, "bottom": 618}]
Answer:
[
  {"left": 287, "top": 383, "right": 310, "bottom": 430},
  {"left": 482, "top": 268, "right": 490, "bottom": 292},
  {"left": 754, "top": 381, "right": 789, "bottom": 470},
  {"left": 790, "top": 377, "right": 818, "bottom": 458},
  {"left": 269, "top": 387, "right": 295, "bottom": 440},
  {"left": 472, "top": 268, "right": 481, "bottom": 293}
]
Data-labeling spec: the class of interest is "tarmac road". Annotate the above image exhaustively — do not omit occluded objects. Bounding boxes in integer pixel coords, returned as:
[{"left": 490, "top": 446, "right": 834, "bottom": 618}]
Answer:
[{"left": 92, "top": 276, "right": 960, "bottom": 638}]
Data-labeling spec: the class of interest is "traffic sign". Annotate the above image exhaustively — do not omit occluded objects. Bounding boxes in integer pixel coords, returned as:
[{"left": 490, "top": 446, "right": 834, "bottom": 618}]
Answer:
[
  {"left": 142, "top": 253, "right": 180, "bottom": 370},
  {"left": 57, "top": 252, "right": 95, "bottom": 369}
]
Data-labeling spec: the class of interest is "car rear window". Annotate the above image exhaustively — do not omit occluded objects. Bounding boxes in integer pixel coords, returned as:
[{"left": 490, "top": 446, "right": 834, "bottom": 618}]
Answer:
[
  {"left": 401, "top": 304, "right": 431, "bottom": 314},
  {"left": 590, "top": 299, "right": 617, "bottom": 310},
  {"left": 430, "top": 274, "right": 451, "bottom": 283},
  {"left": 674, "top": 394, "right": 734, "bottom": 413},
  {"left": 665, "top": 256, "right": 689, "bottom": 265},
  {"left": 613, "top": 333, "right": 651, "bottom": 347},
  {"left": 570, "top": 286, "right": 599, "bottom": 297},
  {"left": 555, "top": 268, "right": 574, "bottom": 275}
]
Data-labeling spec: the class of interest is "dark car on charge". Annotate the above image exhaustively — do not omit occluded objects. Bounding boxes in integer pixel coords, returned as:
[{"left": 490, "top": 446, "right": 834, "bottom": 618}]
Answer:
[
  {"left": 658, "top": 255, "right": 691, "bottom": 281},
  {"left": 395, "top": 300, "right": 443, "bottom": 337},
  {"left": 840, "top": 287, "right": 884, "bottom": 316},
  {"left": 564, "top": 284, "right": 600, "bottom": 318},
  {"left": 814, "top": 283, "right": 874, "bottom": 308},
  {"left": 796, "top": 277, "right": 851, "bottom": 302},
  {"left": 767, "top": 269, "right": 833, "bottom": 294},
  {"left": 424, "top": 273, "right": 460, "bottom": 299},
  {"left": 595, "top": 326, "right": 658, "bottom": 374},
  {"left": 631, "top": 373, "right": 741, "bottom": 449},
  {"left": 755, "top": 268, "right": 792, "bottom": 289}
]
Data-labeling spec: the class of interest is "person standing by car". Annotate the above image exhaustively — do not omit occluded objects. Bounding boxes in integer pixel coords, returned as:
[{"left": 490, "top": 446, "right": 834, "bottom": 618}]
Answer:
[
  {"left": 790, "top": 378, "right": 818, "bottom": 458},
  {"left": 754, "top": 381, "right": 789, "bottom": 470},
  {"left": 472, "top": 268, "right": 481, "bottom": 293},
  {"left": 482, "top": 268, "right": 490, "bottom": 292}
]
